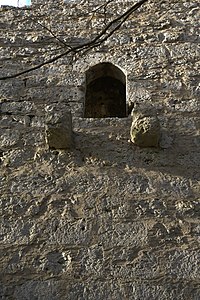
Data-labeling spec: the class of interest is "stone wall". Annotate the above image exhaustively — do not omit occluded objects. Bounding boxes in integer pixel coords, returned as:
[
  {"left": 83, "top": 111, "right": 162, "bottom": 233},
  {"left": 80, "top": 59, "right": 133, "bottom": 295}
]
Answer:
[{"left": 0, "top": 0, "right": 199, "bottom": 299}]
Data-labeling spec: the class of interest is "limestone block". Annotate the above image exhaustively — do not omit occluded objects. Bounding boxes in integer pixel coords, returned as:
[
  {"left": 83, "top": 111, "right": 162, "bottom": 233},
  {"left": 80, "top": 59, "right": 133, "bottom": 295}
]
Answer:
[
  {"left": 45, "top": 112, "right": 73, "bottom": 149},
  {"left": 130, "top": 113, "right": 160, "bottom": 147}
]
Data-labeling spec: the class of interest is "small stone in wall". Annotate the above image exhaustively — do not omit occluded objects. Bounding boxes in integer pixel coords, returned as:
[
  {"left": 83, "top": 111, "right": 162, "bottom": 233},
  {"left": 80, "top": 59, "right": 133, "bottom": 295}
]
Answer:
[
  {"left": 130, "top": 113, "right": 160, "bottom": 147},
  {"left": 45, "top": 112, "right": 73, "bottom": 149}
]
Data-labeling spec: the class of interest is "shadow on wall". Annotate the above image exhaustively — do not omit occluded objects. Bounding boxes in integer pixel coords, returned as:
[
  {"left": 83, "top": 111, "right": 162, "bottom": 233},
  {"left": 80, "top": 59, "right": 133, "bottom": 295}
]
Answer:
[{"left": 73, "top": 118, "right": 200, "bottom": 181}]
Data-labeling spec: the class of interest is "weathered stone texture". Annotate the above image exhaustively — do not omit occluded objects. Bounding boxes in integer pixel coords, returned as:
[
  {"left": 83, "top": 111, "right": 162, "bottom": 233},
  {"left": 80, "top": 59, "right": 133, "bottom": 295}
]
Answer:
[
  {"left": 45, "top": 110, "right": 73, "bottom": 149},
  {"left": 0, "top": 0, "right": 199, "bottom": 299},
  {"left": 130, "top": 112, "right": 161, "bottom": 147}
]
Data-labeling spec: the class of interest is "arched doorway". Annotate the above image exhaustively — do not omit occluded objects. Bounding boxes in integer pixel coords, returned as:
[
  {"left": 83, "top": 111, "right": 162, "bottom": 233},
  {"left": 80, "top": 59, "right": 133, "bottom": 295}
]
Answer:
[{"left": 84, "top": 63, "right": 126, "bottom": 118}]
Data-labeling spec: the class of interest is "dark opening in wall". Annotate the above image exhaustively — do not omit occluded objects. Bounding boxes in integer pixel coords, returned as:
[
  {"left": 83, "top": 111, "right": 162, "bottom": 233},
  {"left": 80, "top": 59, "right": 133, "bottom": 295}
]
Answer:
[{"left": 84, "top": 62, "right": 126, "bottom": 118}]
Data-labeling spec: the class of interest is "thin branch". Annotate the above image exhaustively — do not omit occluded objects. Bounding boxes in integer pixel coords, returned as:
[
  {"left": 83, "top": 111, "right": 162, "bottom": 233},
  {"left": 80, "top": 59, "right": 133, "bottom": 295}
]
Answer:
[
  {"left": 0, "top": 0, "right": 148, "bottom": 80},
  {"left": 85, "top": 0, "right": 114, "bottom": 29},
  {"left": 35, "top": 19, "right": 73, "bottom": 49},
  {"left": 29, "top": 1, "right": 115, "bottom": 50},
  {"left": 88, "top": 0, "right": 114, "bottom": 14}
]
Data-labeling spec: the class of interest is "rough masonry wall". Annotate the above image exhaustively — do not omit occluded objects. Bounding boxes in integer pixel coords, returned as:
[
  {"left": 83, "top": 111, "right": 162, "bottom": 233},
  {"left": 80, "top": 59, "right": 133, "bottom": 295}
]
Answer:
[{"left": 0, "top": 0, "right": 200, "bottom": 299}]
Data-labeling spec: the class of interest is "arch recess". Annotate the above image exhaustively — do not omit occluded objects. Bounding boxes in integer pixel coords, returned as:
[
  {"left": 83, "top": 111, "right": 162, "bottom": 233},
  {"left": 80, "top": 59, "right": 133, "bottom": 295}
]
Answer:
[{"left": 84, "top": 62, "right": 126, "bottom": 118}]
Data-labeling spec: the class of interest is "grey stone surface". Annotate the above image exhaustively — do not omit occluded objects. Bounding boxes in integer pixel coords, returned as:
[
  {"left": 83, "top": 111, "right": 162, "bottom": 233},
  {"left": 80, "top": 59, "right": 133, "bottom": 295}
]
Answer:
[{"left": 0, "top": 0, "right": 199, "bottom": 299}]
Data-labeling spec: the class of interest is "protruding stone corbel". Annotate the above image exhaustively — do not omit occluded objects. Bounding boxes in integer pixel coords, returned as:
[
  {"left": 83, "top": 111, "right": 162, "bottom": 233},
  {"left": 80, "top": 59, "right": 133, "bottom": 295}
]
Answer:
[
  {"left": 130, "top": 109, "right": 161, "bottom": 147},
  {"left": 45, "top": 111, "right": 73, "bottom": 149}
]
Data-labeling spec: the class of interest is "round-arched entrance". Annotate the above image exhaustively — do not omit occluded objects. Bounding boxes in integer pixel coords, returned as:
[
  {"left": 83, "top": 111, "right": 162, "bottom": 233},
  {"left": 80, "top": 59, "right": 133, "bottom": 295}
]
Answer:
[{"left": 84, "top": 62, "right": 126, "bottom": 118}]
